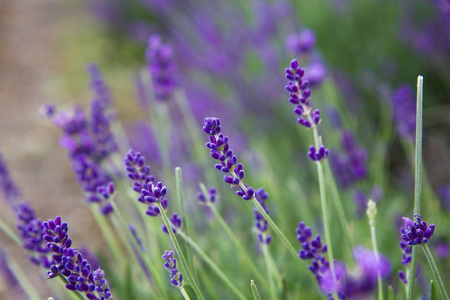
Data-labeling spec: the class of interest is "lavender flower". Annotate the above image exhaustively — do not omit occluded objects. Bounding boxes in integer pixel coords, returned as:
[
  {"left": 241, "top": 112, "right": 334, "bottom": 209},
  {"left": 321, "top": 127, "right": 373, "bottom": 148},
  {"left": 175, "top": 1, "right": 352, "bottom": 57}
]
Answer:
[
  {"left": 391, "top": 84, "right": 416, "bottom": 141},
  {"left": 39, "top": 103, "right": 56, "bottom": 118},
  {"left": 146, "top": 34, "right": 177, "bottom": 101},
  {"left": 16, "top": 203, "right": 52, "bottom": 268},
  {"left": 53, "top": 106, "right": 94, "bottom": 158},
  {"left": 401, "top": 214, "right": 435, "bottom": 245},
  {"left": 43, "top": 216, "right": 112, "bottom": 299},
  {"left": 87, "top": 63, "right": 112, "bottom": 108},
  {"left": 254, "top": 188, "right": 271, "bottom": 245},
  {"left": 0, "top": 249, "right": 18, "bottom": 288},
  {"left": 162, "top": 250, "right": 183, "bottom": 287},
  {"left": 285, "top": 59, "right": 329, "bottom": 162},
  {"left": 286, "top": 28, "right": 316, "bottom": 55},
  {"left": 90, "top": 98, "right": 118, "bottom": 161},
  {"left": 304, "top": 61, "right": 327, "bottom": 88},
  {"left": 203, "top": 117, "right": 255, "bottom": 200},
  {"left": 296, "top": 221, "right": 345, "bottom": 298},
  {"left": 398, "top": 216, "right": 413, "bottom": 284},
  {"left": 0, "top": 152, "right": 22, "bottom": 205},
  {"left": 72, "top": 155, "right": 114, "bottom": 215}
]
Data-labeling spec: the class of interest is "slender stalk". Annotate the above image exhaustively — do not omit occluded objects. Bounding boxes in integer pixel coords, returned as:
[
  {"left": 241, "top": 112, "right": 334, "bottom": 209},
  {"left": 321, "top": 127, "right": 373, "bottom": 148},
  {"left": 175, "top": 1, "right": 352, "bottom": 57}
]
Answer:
[
  {"left": 157, "top": 203, "right": 204, "bottom": 300},
  {"left": 250, "top": 197, "right": 297, "bottom": 258},
  {"left": 323, "top": 161, "right": 354, "bottom": 259},
  {"left": 407, "top": 75, "right": 424, "bottom": 300},
  {"left": 7, "top": 258, "right": 41, "bottom": 300},
  {"left": 421, "top": 244, "right": 449, "bottom": 300},
  {"left": 206, "top": 202, "right": 266, "bottom": 285},
  {"left": 180, "top": 287, "right": 192, "bottom": 300},
  {"left": 367, "top": 200, "right": 383, "bottom": 300},
  {"left": 309, "top": 122, "right": 338, "bottom": 300},
  {"left": 262, "top": 244, "right": 279, "bottom": 300},
  {"left": 58, "top": 275, "right": 86, "bottom": 300},
  {"left": 109, "top": 200, "right": 165, "bottom": 298},
  {"left": 175, "top": 167, "right": 194, "bottom": 273},
  {"left": 178, "top": 231, "right": 247, "bottom": 300},
  {"left": 89, "top": 206, "right": 123, "bottom": 264},
  {"left": 251, "top": 280, "right": 261, "bottom": 300},
  {"left": 0, "top": 218, "right": 21, "bottom": 246}
]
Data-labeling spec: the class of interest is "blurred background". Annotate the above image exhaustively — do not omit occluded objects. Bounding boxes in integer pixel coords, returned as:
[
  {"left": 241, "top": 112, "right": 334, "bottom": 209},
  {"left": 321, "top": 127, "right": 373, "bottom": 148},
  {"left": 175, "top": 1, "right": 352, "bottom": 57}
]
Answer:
[{"left": 0, "top": 0, "right": 449, "bottom": 298}]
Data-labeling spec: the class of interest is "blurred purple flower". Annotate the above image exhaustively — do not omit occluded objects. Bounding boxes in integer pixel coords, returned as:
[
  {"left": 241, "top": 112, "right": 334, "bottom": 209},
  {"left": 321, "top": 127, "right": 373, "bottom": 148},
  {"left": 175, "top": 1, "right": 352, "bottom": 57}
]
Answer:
[
  {"left": 286, "top": 28, "right": 316, "bottom": 55},
  {"left": 0, "top": 152, "right": 22, "bottom": 205},
  {"left": 391, "top": 84, "right": 416, "bottom": 142}
]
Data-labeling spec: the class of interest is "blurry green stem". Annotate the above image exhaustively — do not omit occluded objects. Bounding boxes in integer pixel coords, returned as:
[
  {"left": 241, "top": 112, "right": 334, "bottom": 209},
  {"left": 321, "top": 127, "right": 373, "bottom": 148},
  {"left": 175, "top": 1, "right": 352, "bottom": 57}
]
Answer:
[
  {"left": 109, "top": 200, "right": 165, "bottom": 298},
  {"left": 421, "top": 244, "right": 449, "bottom": 300},
  {"left": 368, "top": 212, "right": 383, "bottom": 300},
  {"left": 7, "top": 258, "right": 40, "bottom": 300},
  {"left": 251, "top": 280, "right": 261, "bottom": 300},
  {"left": 177, "top": 231, "right": 246, "bottom": 300},
  {"left": 0, "top": 218, "right": 21, "bottom": 246},
  {"left": 180, "top": 287, "right": 192, "bottom": 300},
  {"left": 310, "top": 123, "right": 338, "bottom": 300},
  {"left": 262, "top": 244, "right": 279, "bottom": 300},
  {"left": 157, "top": 203, "right": 204, "bottom": 300},
  {"left": 407, "top": 75, "right": 424, "bottom": 300}
]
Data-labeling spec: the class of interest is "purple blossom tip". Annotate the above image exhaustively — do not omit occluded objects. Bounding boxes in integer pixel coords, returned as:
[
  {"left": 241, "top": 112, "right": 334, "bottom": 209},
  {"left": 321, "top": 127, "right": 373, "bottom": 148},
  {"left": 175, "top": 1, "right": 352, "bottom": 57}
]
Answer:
[
  {"left": 401, "top": 215, "right": 435, "bottom": 245},
  {"left": 308, "top": 145, "right": 329, "bottom": 162},
  {"left": 286, "top": 29, "right": 316, "bottom": 55},
  {"left": 203, "top": 117, "right": 221, "bottom": 135}
]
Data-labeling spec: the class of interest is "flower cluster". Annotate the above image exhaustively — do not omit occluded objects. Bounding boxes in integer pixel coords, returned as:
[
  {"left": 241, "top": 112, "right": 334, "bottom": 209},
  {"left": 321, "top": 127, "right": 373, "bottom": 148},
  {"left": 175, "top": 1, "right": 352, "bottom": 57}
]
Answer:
[
  {"left": 285, "top": 60, "right": 329, "bottom": 162},
  {"left": 297, "top": 222, "right": 345, "bottom": 299},
  {"left": 16, "top": 203, "right": 52, "bottom": 268},
  {"left": 401, "top": 214, "right": 435, "bottom": 245},
  {"left": 124, "top": 149, "right": 155, "bottom": 201},
  {"left": 162, "top": 250, "right": 183, "bottom": 287},
  {"left": 43, "top": 216, "right": 112, "bottom": 299},
  {"left": 146, "top": 34, "right": 177, "bottom": 101},
  {"left": 254, "top": 188, "right": 271, "bottom": 245},
  {"left": 330, "top": 131, "right": 368, "bottom": 188},
  {"left": 203, "top": 117, "right": 254, "bottom": 200},
  {"left": 72, "top": 155, "right": 114, "bottom": 215}
]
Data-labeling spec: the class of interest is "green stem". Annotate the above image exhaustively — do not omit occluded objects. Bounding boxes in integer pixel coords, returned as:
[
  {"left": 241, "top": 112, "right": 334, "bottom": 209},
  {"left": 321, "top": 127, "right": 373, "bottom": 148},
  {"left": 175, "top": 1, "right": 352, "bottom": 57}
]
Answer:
[
  {"left": 206, "top": 201, "right": 266, "bottom": 285},
  {"left": 177, "top": 231, "right": 247, "bottom": 300},
  {"left": 323, "top": 161, "right": 354, "bottom": 260},
  {"left": 175, "top": 167, "right": 194, "bottom": 273},
  {"left": 7, "top": 258, "right": 41, "bottom": 300},
  {"left": 309, "top": 121, "right": 338, "bottom": 300},
  {"left": 157, "top": 203, "right": 204, "bottom": 300},
  {"left": 421, "top": 244, "right": 449, "bottom": 300},
  {"left": 250, "top": 197, "right": 297, "bottom": 258},
  {"left": 407, "top": 75, "right": 424, "bottom": 300},
  {"left": 0, "top": 218, "right": 21, "bottom": 246},
  {"left": 90, "top": 206, "right": 123, "bottom": 264},
  {"left": 180, "top": 287, "right": 192, "bottom": 300},
  {"left": 109, "top": 200, "right": 165, "bottom": 298},
  {"left": 251, "top": 280, "right": 261, "bottom": 300},
  {"left": 262, "top": 244, "right": 279, "bottom": 300},
  {"left": 369, "top": 218, "right": 383, "bottom": 300},
  {"left": 58, "top": 275, "right": 86, "bottom": 300}
]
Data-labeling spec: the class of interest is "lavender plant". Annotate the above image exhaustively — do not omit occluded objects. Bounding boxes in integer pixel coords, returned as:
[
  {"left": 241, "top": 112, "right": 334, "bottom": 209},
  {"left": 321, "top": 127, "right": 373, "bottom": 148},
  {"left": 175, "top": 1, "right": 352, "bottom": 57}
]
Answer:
[{"left": 1, "top": 9, "right": 450, "bottom": 299}]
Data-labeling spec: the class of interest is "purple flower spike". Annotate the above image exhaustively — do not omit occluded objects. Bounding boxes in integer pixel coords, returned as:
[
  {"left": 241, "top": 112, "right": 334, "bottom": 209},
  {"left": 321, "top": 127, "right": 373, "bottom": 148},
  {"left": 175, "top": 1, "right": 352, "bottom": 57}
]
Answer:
[
  {"left": 253, "top": 188, "right": 271, "bottom": 245},
  {"left": 146, "top": 34, "right": 178, "bottom": 101},
  {"left": 86, "top": 63, "right": 112, "bottom": 108},
  {"left": 90, "top": 98, "right": 118, "bottom": 161},
  {"left": 162, "top": 250, "right": 183, "bottom": 287},
  {"left": 203, "top": 117, "right": 221, "bottom": 136},
  {"left": 43, "top": 217, "right": 112, "bottom": 299},
  {"left": 308, "top": 145, "right": 329, "bottom": 162},
  {"left": 401, "top": 214, "right": 435, "bottom": 245},
  {"left": 391, "top": 84, "right": 416, "bottom": 142}
]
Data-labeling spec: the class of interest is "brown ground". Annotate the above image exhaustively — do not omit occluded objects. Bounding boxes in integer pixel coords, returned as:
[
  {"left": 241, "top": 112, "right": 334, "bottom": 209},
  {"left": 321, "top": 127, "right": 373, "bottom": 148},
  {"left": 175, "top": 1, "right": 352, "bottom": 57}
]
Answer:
[{"left": 0, "top": 0, "right": 103, "bottom": 298}]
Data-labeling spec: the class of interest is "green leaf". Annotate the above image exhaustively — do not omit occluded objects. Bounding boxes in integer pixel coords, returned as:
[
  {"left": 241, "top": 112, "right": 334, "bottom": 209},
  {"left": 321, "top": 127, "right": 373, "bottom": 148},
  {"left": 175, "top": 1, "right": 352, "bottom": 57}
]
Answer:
[
  {"left": 387, "top": 285, "right": 394, "bottom": 300},
  {"left": 430, "top": 280, "right": 437, "bottom": 300}
]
